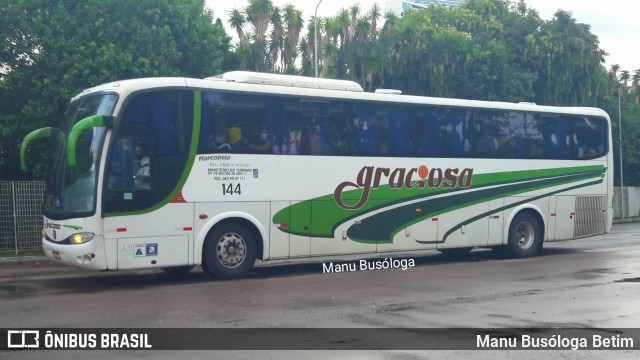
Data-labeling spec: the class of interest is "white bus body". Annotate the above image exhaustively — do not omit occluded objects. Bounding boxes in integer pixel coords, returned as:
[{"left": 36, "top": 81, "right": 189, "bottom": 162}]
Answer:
[{"left": 24, "top": 72, "right": 613, "bottom": 279}]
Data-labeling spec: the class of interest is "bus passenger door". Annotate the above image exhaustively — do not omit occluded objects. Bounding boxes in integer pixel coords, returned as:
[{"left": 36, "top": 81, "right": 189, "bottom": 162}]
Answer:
[
  {"left": 554, "top": 196, "right": 576, "bottom": 240},
  {"left": 289, "top": 201, "right": 311, "bottom": 257},
  {"left": 377, "top": 213, "right": 439, "bottom": 252},
  {"left": 270, "top": 201, "right": 310, "bottom": 258},
  {"left": 310, "top": 200, "right": 378, "bottom": 256},
  {"left": 437, "top": 203, "right": 490, "bottom": 250},
  {"left": 547, "top": 196, "right": 558, "bottom": 241},
  {"left": 487, "top": 199, "right": 504, "bottom": 246},
  {"left": 269, "top": 201, "right": 293, "bottom": 258}
]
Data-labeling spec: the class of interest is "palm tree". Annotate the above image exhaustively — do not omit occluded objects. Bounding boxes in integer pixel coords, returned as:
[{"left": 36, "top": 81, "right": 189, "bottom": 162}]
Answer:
[
  {"left": 354, "top": 16, "right": 372, "bottom": 43},
  {"left": 610, "top": 64, "right": 621, "bottom": 85},
  {"left": 269, "top": 6, "right": 284, "bottom": 71},
  {"left": 299, "top": 35, "right": 312, "bottom": 75},
  {"left": 299, "top": 28, "right": 315, "bottom": 76},
  {"left": 349, "top": 5, "right": 360, "bottom": 41},
  {"left": 619, "top": 70, "right": 630, "bottom": 93},
  {"left": 283, "top": 5, "right": 304, "bottom": 74},
  {"left": 381, "top": 10, "right": 399, "bottom": 36},
  {"left": 631, "top": 69, "right": 640, "bottom": 88},
  {"left": 369, "top": 3, "right": 382, "bottom": 40},
  {"left": 246, "top": 0, "right": 273, "bottom": 47},
  {"left": 321, "top": 17, "right": 341, "bottom": 77},
  {"left": 228, "top": 9, "right": 249, "bottom": 51},
  {"left": 338, "top": 8, "right": 351, "bottom": 45},
  {"left": 631, "top": 69, "right": 640, "bottom": 102}
]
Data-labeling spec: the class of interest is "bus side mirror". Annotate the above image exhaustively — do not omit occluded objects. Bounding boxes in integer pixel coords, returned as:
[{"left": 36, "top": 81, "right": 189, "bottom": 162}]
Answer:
[
  {"left": 21, "top": 127, "right": 64, "bottom": 171},
  {"left": 67, "top": 115, "right": 117, "bottom": 167}
]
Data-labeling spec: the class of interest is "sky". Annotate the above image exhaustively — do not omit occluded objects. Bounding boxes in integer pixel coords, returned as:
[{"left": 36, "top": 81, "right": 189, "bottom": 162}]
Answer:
[{"left": 206, "top": 0, "right": 640, "bottom": 72}]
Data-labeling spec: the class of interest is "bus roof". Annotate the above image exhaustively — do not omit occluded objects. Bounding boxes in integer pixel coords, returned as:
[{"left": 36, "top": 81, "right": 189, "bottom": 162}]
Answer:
[{"left": 71, "top": 72, "right": 610, "bottom": 120}]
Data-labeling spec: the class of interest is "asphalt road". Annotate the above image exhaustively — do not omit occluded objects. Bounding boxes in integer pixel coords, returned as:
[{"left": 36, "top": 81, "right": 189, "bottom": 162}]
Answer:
[{"left": 1, "top": 222, "right": 639, "bottom": 359}]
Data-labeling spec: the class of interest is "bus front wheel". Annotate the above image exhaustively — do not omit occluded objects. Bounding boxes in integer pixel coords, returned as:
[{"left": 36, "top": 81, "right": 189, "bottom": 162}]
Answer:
[
  {"left": 507, "top": 212, "right": 542, "bottom": 258},
  {"left": 203, "top": 223, "right": 257, "bottom": 280}
]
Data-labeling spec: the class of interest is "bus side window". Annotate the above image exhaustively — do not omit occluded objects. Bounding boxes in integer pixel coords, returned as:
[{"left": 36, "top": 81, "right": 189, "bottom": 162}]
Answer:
[
  {"left": 325, "top": 102, "right": 351, "bottom": 155},
  {"left": 200, "top": 91, "right": 229, "bottom": 154},
  {"left": 355, "top": 108, "right": 379, "bottom": 155},
  {"left": 444, "top": 110, "right": 467, "bottom": 156},
  {"left": 509, "top": 112, "right": 528, "bottom": 158},
  {"left": 387, "top": 109, "right": 412, "bottom": 156},
  {"left": 418, "top": 108, "right": 443, "bottom": 157},
  {"left": 527, "top": 114, "right": 545, "bottom": 158},
  {"left": 574, "top": 117, "right": 601, "bottom": 159},
  {"left": 309, "top": 118, "right": 333, "bottom": 155},
  {"left": 471, "top": 117, "right": 498, "bottom": 157},
  {"left": 541, "top": 116, "right": 565, "bottom": 159},
  {"left": 279, "top": 110, "right": 299, "bottom": 155}
]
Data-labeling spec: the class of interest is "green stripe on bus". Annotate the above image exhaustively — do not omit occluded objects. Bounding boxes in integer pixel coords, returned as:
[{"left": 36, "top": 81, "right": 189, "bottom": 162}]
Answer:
[
  {"left": 346, "top": 170, "right": 605, "bottom": 243},
  {"left": 436, "top": 179, "right": 604, "bottom": 244},
  {"left": 273, "top": 165, "right": 606, "bottom": 238}
]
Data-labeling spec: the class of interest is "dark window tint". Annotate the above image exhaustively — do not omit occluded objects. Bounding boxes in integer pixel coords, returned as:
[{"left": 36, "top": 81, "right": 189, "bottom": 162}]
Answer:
[
  {"left": 200, "top": 92, "right": 277, "bottom": 154},
  {"left": 197, "top": 90, "right": 608, "bottom": 161},
  {"left": 105, "top": 90, "right": 194, "bottom": 213}
]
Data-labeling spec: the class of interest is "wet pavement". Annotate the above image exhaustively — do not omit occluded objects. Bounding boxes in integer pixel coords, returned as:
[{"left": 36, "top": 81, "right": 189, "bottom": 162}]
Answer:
[{"left": 1, "top": 223, "right": 639, "bottom": 359}]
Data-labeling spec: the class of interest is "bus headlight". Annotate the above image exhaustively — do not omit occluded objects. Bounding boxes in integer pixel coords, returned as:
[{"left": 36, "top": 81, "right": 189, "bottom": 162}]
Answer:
[{"left": 69, "top": 232, "right": 95, "bottom": 244}]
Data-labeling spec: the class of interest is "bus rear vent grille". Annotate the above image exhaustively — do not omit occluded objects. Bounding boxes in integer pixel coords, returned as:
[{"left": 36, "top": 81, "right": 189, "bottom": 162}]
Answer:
[{"left": 574, "top": 196, "right": 606, "bottom": 238}]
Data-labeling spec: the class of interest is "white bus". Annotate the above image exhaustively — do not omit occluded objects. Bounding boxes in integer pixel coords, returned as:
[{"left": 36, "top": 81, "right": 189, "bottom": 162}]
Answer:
[{"left": 21, "top": 72, "right": 613, "bottom": 279}]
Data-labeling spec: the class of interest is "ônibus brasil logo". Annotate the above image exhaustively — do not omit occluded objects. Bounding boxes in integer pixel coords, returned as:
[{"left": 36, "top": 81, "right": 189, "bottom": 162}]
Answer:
[{"left": 333, "top": 165, "right": 474, "bottom": 210}]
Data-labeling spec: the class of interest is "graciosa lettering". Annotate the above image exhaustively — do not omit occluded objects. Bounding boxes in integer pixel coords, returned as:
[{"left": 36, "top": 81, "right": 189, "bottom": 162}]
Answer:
[{"left": 333, "top": 165, "right": 473, "bottom": 210}]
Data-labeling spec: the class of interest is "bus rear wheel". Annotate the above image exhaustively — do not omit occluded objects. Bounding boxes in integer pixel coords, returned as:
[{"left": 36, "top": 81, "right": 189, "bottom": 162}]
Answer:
[
  {"left": 203, "top": 223, "right": 257, "bottom": 280},
  {"left": 507, "top": 212, "right": 542, "bottom": 258}
]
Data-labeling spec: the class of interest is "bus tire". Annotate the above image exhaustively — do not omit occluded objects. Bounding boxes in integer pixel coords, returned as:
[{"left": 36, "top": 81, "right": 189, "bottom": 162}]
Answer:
[
  {"left": 202, "top": 223, "right": 257, "bottom": 280},
  {"left": 507, "top": 212, "right": 542, "bottom": 258}
]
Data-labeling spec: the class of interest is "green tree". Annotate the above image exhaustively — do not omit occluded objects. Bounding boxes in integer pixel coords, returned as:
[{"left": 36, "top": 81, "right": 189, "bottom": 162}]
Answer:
[
  {"left": 0, "top": 0, "right": 230, "bottom": 180},
  {"left": 282, "top": 5, "right": 304, "bottom": 74}
]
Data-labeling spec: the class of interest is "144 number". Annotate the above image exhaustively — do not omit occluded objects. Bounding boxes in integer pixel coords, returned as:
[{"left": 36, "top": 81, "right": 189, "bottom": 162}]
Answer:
[{"left": 222, "top": 183, "right": 241, "bottom": 195}]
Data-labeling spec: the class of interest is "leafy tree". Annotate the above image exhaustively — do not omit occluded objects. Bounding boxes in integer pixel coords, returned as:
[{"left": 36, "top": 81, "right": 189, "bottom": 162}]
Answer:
[{"left": 0, "top": 0, "right": 230, "bottom": 180}]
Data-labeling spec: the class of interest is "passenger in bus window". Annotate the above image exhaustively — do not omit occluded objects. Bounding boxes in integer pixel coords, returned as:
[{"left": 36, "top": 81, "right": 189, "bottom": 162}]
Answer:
[
  {"left": 355, "top": 109, "right": 378, "bottom": 155},
  {"left": 576, "top": 118, "right": 598, "bottom": 158},
  {"left": 544, "top": 120, "right": 565, "bottom": 159},
  {"left": 228, "top": 127, "right": 244, "bottom": 152},
  {"left": 133, "top": 144, "right": 151, "bottom": 189},
  {"left": 309, "top": 121, "right": 332, "bottom": 155},
  {"left": 282, "top": 129, "right": 301, "bottom": 155},
  {"left": 565, "top": 126, "right": 580, "bottom": 158},
  {"left": 210, "top": 131, "right": 231, "bottom": 152},
  {"left": 475, "top": 121, "right": 498, "bottom": 156},
  {"left": 248, "top": 126, "right": 273, "bottom": 154},
  {"left": 444, "top": 111, "right": 467, "bottom": 156}
]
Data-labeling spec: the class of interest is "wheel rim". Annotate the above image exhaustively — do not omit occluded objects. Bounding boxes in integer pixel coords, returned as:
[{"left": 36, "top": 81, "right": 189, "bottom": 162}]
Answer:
[
  {"left": 515, "top": 221, "right": 535, "bottom": 249},
  {"left": 216, "top": 232, "right": 247, "bottom": 268}
]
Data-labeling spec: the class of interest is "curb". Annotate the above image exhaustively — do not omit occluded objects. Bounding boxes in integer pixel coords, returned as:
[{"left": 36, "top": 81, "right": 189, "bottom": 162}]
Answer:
[
  {"left": 613, "top": 217, "right": 640, "bottom": 224},
  {"left": 0, "top": 255, "right": 53, "bottom": 265}
]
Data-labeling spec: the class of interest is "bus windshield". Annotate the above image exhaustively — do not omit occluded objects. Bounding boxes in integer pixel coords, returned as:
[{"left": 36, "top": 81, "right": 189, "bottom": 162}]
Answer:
[{"left": 43, "top": 93, "right": 118, "bottom": 220}]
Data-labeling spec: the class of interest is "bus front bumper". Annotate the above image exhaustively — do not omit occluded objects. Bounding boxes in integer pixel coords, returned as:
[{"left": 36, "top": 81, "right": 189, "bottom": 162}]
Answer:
[{"left": 42, "top": 237, "right": 108, "bottom": 270}]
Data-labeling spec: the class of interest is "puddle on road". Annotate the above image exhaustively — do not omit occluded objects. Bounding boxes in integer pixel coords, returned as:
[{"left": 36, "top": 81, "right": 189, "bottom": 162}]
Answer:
[
  {"left": 573, "top": 268, "right": 617, "bottom": 280},
  {"left": 0, "top": 284, "right": 32, "bottom": 299}
]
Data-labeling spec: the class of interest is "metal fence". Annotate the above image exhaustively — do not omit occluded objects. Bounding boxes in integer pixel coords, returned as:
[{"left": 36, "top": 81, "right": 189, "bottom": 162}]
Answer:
[{"left": 0, "top": 181, "right": 45, "bottom": 254}]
